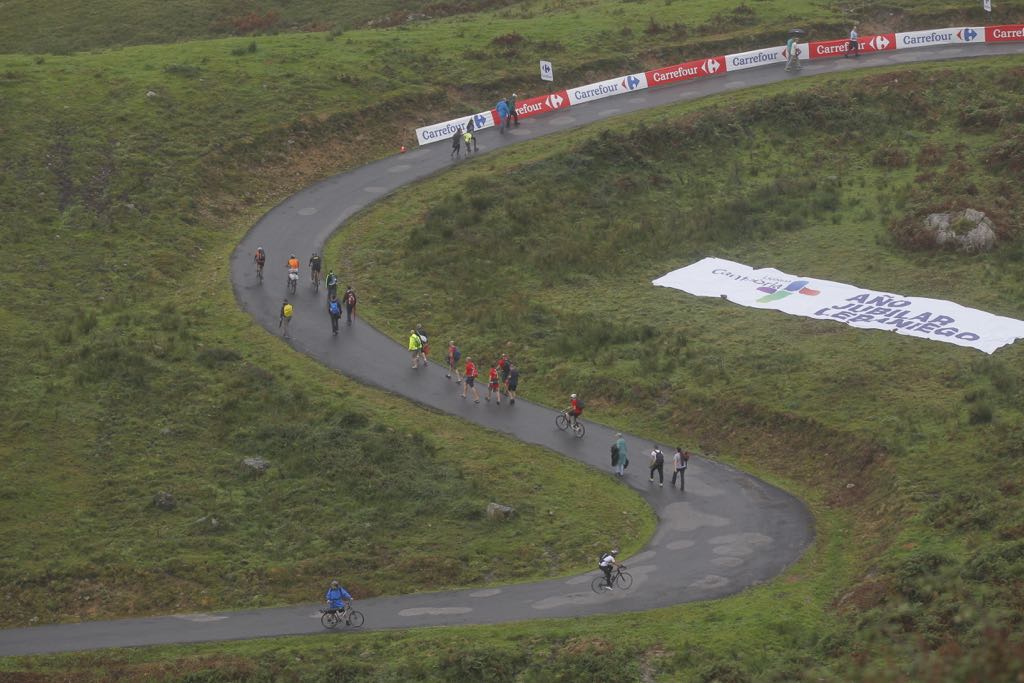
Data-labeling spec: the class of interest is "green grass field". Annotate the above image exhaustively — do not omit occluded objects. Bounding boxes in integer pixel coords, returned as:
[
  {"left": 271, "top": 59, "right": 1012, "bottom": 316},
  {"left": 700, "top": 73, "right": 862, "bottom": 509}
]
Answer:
[{"left": 2, "top": 0, "right": 1024, "bottom": 680}]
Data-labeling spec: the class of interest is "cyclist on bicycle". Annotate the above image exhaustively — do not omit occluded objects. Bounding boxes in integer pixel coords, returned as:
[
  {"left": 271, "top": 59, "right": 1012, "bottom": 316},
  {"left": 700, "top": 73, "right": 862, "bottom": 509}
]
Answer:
[
  {"left": 598, "top": 549, "right": 621, "bottom": 590},
  {"left": 568, "top": 393, "right": 584, "bottom": 426},
  {"left": 254, "top": 246, "right": 266, "bottom": 275},
  {"left": 286, "top": 253, "right": 300, "bottom": 287},
  {"left": 309, "top": 252, "right": 322, "bottom": 283},
  {"left": 325, "top": 579, "right": 352, "bottom": 613}
]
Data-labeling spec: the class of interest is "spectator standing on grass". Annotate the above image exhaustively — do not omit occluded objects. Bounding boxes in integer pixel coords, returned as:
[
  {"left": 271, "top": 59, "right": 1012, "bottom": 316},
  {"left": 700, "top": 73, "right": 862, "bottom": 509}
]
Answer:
[
  {"left": 846, "top": 25, "right": 859, "bottom": 58},
  {"left": 496, "top": 98, "right": 510, "bottom": 134},
  {"left": 672, "top": 447, "right": 690, "bottom": 491},
  {"left": 486, "top": 364, "right": 501, "bottom": 404},
  {"left": 462, "top": 356, "right": 481, "bottom": 403},
  {"left": 343, "top": 286, "right": 357, "bottom": 325},
  {"left": 785, "top": 35, "right": 802, "bottom": 72},
  {"left": 507, "top": 93, "right": 519, "bottom": 128},
  {"left": 614, "top": 433, "right": 628, "bottom": 477},
  {"left": 506, "top": 363, "right": 519, "bottom": 404},
  {"left": 409, "top": 329, "right": 424, "bottom": 368},
  {"left": 327, "top": 294, "right": 342, "bottom": 335},
  {"left": 279, "top": 299, "right": 293, "bottom": 339},
  {"left": 450, "top": 128, "right": 462, "bottom": 159},
  {"left": 446, "top": 341, "right": 462, "bottom": 382},
  {"left": 649, "top": 445, "right": 665, "bottom": 486}
]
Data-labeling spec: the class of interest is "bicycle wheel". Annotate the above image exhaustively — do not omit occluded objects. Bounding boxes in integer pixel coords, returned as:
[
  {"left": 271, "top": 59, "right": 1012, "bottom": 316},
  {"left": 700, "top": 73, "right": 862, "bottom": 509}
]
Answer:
[
  {"left": 591, "top": 576, "right": 608, "bottom": 594},
  {"left": 313, "top": 277, "right": 320, "bottom": 293},
  {"left": 321, "top": 610, "right": 339, "bottom": 629},
  {"left": 572, "top": 422, "right": 586, "bottom": 438},
  {"left": 615, "top": 571, "right": 633, "bottom": 590},
  {"left": 555, "top": 413, "right": 569, "bottom": 431},
  {"left": 346, "top": 610, "right": 365, "bottom": 628}
]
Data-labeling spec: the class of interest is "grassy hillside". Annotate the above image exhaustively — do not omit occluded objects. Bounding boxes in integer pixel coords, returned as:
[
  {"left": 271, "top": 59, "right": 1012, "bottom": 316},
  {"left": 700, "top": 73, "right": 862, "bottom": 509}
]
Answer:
[
  {"left": 0, "top": 30, "right": 659, "bottom": 628},
  {"left": 4, "top": 0, "right": 1021, "bottom": 57},
  {"left": 325, "top": 58, "right": 1024, "bottom": 678}
]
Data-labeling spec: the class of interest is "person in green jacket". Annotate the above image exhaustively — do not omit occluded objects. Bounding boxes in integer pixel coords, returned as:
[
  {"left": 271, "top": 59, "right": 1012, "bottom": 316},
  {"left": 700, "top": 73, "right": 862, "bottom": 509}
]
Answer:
[
  {"left": 408, "top": 329, "right": 425, "bottom": 368},
  {"left": 614, "top": 433, "right": 628, "bottom": 477}
]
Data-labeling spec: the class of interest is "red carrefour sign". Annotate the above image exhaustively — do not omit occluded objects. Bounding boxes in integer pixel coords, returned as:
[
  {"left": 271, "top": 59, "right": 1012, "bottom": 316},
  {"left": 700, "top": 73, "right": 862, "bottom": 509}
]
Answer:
[
  {"left": 809, "top": 33, "right": 895, "bottom": 58},
  {"left": 645, "top": 57, "right": 725, "bottom": 86},
  {"left": 986, "top": 24, "right": 1024, "bottom": 41},
  {"left": 491, "top": 91, "right": 570, "bottom": 122}
]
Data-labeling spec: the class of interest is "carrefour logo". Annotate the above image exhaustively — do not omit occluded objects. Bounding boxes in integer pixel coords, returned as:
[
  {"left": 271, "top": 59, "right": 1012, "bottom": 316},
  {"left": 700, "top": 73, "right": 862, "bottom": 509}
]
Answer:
[
  {"left": 621, "top": 74, "right": 642, "bottom": 90},
  {"left": 545, "top": 93, "right": 564, "bottom": 108},
  {"left": 757, "top": 280, "right": 820, "bottom": 303},
  {"left": 958, "top": 27, "right": 978, "bottom": 41},
  {"left": 702, "top": 58, "right": 721, "bottom": 74},
  {"left": 869, "top": 34, "right": 890, "bottom": 50},
  {"left": 473, "top": 113, "right": 489, "bottom": 128}
]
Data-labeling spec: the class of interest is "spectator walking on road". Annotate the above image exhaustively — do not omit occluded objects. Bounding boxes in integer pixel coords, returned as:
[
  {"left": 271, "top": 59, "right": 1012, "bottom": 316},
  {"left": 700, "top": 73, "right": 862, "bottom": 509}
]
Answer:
[
  {"left": 496, "top": 98, "right": 510, "bottom": 134},
  {"left": 672, "top": 447, "right": 690, "bottom": 491},
  {"left": 506, "top": 363, "right": 519, "bottom": 404},
  {"left": 465, "top": 118, "right": 479, "bottom": 153},
  {"left": 610, "top": 437, "right": 621, "bottom": 471},
  {"left": 507, "top": 93, "right": 519, "bottom": 128},
  {"left": 649, "top": 445, "right": 665, "bottom": 486},
  {"left": 409, "top": 329, "right": 425, "bottom": 368},
  {"left": 486, "top": 364, "right": 501, "bottom": 404},
  {"left": 279, "top": 299, "right": 293, "bottom": 338},
  {"left": 325, "top": 270, "right": 338, "bottom": 299},
  {"left": 450, "top": 128, "right": 462, "bottom": 159},
  {"left": 446, "top": 341, "right": 462, "bottom": 382},
  {"left": 614, "top": 433, "right": 628, "bottom": 476},
  {"left": 497, "top": 353, "right": 511, "bottom": 394},
  {"left": 327, "top": 294, "right": 342, "bottom": 335},
  {"left": 343, "top": 286, "right": 357, "bottom": 325},
  {"left": 785, "top": 34, "right": 803, "bottom": 72},
  {"left": 416, "top": 324, "right": 430, "bottom": 365},
  {"left": 462, "top": 356, "right": 481, "bottom": 403},
  {"left": 846, "top": 25, "right": 859, "bottom": 58}
]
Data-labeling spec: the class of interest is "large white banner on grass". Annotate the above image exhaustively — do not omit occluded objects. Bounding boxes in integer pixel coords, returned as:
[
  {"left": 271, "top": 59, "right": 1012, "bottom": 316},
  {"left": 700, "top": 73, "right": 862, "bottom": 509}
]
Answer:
[{"left": 652, "top": 258, "right": 1024, "bottom": 354}]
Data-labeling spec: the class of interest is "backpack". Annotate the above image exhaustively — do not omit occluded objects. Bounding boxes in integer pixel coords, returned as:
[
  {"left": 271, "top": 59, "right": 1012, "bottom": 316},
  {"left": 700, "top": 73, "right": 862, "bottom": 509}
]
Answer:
[
  {"left": 576, "top": 398, "right": 586, "bottom": 409},
  {"left": 610, "top": 443, "right": 619, "bottom": 466},
  {"left": 654, "top": 449, "right": 664, "bottom": 465},
  {"left": 452, "top": 346, "right": 461, "bottom": 363},
  {"left": 345, "top": 291, "right": 356, "bottom": 305},
  {"left": 329, "top": 300, "right": 341, "bottom": 316}
]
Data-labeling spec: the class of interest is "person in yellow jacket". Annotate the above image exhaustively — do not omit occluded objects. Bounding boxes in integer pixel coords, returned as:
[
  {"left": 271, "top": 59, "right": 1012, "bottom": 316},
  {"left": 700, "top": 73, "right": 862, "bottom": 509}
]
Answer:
[
  {"left": 280, "top": 299, "right": 294, "bottom": 338},
  {"left": 408, "top": 329, "right": 425, "bottom": 369}
]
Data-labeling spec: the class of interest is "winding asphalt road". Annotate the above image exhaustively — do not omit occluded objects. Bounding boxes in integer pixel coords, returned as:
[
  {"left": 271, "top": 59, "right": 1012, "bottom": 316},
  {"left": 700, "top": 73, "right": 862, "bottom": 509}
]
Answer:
[{"left": 2, "top": 41, "right": 1021, "bottom": 658}]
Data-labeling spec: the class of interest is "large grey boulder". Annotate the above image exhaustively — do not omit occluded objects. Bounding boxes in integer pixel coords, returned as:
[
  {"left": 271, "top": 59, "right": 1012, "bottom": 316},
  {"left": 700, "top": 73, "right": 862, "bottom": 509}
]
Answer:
[
  {"left": 924, "top": 209, "right": 997, "bottom": 252},
  {"left": 241, "top": 457, "right": 272, "bottom": 474},
  {"left": 486, "top": 502, "right": 516, "bottom": 521}
]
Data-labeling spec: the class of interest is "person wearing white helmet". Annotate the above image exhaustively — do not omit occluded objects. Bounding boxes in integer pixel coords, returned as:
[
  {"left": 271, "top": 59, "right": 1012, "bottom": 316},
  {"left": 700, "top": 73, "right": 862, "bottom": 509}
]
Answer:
[
  {"left": 598, "top": 549, "right": 622, "bottom": 590},
  {"left": 568, "top": 393, "right": 584, "bottom": 427},
  {"left": 507, "top": 92, "right": 519, "bottom": 128}
]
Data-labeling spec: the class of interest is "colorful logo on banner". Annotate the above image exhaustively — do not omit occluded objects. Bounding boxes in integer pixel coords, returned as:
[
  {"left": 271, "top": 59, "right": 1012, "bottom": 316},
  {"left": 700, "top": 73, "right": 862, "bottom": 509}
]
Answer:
[
  {"left": 756, "top": 280, "right": 821, "bottom": 303},
  {"left": 959, "top": 27, "right": 979, "bottom": 41}
]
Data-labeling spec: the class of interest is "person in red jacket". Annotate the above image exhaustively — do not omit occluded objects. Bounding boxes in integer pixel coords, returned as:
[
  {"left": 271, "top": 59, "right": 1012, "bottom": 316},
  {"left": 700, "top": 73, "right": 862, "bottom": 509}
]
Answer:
[
  {"left": 486, "top": 365, "right": 501, "bottom": 404},
  {"left": 461, "top": 357, "right": 481, "bottom": 403},
  {"left": 568, "top": 393, "right": 583, "bottom": 427}
]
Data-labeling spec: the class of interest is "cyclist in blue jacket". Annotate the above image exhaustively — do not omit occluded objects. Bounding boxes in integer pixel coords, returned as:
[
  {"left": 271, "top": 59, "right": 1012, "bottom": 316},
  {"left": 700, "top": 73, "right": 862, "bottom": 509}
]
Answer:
[{"left": 325, "top": 580, "right": 352, "bottom": 611}]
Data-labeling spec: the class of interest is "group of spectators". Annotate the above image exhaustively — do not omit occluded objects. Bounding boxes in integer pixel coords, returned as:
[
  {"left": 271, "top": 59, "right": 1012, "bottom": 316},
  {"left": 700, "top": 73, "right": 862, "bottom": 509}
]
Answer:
[
  {"left": 408, "top": 329, "right": 522, "bottom": 406},
  {"left": 611, "top": 434, "right": 691, "bottom": 490},
  {"left": 450, "top": 92, "right": 521, "bottom": 159}
]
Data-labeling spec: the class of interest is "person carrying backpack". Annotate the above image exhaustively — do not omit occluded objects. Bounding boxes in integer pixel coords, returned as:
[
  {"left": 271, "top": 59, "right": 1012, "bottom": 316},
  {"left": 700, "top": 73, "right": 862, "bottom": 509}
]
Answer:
[
  {"left": 598, "top": 549, "right": 622, "bottom": 590},
  {"left": 343, "top": 286, "right": 357, "bottom": 325},
  {"left": 506, "top": 363, "right": 519, "bottom": 405},
  {"left": 649, "top": 445, "right": 665, "bottom": 487},
  {"left": 325, "top": 271, "right": 339, "bottom": 299},
  {"left": 446, "top": 341, "right": 462, "bottom": 382},
  {"left": 461, "top": 356, "right": 481, "bottom": 403},
  {"left": 279, "top": 299, "right": 293, "bottom": 339},
  {"left": 614, "top": 433, "right": 628, "bottom": 477},
  {"left": 327, "top": 295, "right": 342, "bottom": 335}
]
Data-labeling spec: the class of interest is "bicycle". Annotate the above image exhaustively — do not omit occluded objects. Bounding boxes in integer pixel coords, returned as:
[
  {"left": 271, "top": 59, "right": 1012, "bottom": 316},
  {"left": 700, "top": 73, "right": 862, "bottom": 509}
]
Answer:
[
  {"left": 287, "top": 269, "right": 299, "bottom": 295},
  {"left": 591, "top": 565, "right": 632, "bottom": 593},
  {"left": 555, "top": 411, "right": 585, "bottom": 438},
  {"left": 320, "top": 605, "right": 365, "bottom": 629},
  {"left": 255, "top": 262, "right": 264, "bottom": 284},
  {"left": 311, "top": 270, "right": 321, "bottom": 293}
]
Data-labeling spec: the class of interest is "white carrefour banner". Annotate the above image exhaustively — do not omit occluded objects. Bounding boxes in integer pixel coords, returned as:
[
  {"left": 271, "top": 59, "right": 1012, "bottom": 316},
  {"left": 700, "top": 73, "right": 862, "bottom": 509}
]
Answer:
[
  {"left": 566, "top": 73, "right": 648, "bottom": 106},
  {"left": 652, "top": 258, "right": 1024, "bottom": 354},
  {"left": 725, "top": 45, "right": 790, "bottom": 71}
]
